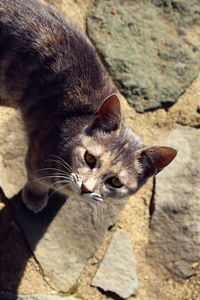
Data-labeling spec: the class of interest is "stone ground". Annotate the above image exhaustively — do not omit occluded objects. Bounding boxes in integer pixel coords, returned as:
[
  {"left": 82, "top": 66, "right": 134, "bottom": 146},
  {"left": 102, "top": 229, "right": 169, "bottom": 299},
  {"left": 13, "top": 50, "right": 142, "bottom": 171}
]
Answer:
[{"left": 0, "top": 0, "right": 200, "bottom": 299}]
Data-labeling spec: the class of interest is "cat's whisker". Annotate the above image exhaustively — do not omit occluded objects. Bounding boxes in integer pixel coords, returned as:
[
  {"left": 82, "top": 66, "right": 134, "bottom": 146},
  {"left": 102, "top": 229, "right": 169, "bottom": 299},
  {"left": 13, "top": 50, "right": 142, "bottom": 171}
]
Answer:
[
  {"left": 48, "top": 179, "right": 70, "bottom": 190},
  {"left": 103, "top": 203, "right": 110, "bottom": 221},
  {"left": 96, "top": 201, "right": 104, "bottom": 226},
  {"left": 95, "top": 202, "right": 102, "bottom": 227},
  {"left": 35, "top": 167, "right": 68, "bottom": 176},
  {"left": 107, "top": 203, "right": 119, "bottom": 214},
  {"left": 48, "top": 183, "right": 70, "bottom": 200},
  {"left": 35, "top": 172, "right": 69, "bottom": 179},
  {"left": 93, "top": 203, "right": 98, "bottom": 225},
  {"left": 45, "top": 158, "right": 72, "bottom": 173},
  {"left": 98, "top": 201, "right": 111, "bottom": 226},
  {"left": 48, "top": 154, "right": 73, "bottom": 171},
  {"left": 31, "top": 175, "right": 70, "bottom": 184},
  {"left": 47, "top": 159, "right": 72, "bottom": 172},
  {"left": 88, "top": 201, "right": 98, "bottom": 224},
  {"left": 106, "top": 203, "right": 124, "bottom": 225},
  {"left": 91, "top": 201, "right": 100, "bottom": 227}
]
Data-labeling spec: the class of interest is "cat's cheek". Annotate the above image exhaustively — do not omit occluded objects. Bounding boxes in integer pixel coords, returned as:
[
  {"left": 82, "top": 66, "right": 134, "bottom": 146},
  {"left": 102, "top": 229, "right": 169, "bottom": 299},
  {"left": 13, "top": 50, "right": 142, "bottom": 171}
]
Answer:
[{"left": 100, "top": 186, "right": 110, "bottom": 199}]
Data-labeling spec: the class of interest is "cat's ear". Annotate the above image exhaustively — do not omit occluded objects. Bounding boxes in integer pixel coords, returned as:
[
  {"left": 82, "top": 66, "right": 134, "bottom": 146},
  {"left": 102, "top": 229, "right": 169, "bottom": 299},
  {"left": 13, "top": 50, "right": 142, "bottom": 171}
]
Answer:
[
  {"left": 87, "top": 93, "right": 121, "bottom": 134},
  {"left": 136, "top": 146, "right": 177, "bottom": 178}
]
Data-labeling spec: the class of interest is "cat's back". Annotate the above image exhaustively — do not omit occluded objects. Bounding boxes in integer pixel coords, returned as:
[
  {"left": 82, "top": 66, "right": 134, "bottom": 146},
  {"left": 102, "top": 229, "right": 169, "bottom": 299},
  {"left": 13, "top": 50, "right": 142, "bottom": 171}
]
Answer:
[
  {"left": 0, "top": 0, "right": 84, "bottom": 67},
  {"left": 0, "top": 0, "right": 114, "bottom": 110},
  {"left": 0, "top": 0, "right": 67, "bottom": 47}
]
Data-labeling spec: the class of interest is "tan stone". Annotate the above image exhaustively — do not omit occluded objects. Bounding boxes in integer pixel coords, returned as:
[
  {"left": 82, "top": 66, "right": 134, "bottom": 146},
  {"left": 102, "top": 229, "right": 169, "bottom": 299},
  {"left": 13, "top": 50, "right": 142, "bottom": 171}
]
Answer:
[
  {"left": 0, "top": 107, "right": 27, "bottom": 198},
  {"left": 46, "top": 0, "right": 94, "bottom": 30}
]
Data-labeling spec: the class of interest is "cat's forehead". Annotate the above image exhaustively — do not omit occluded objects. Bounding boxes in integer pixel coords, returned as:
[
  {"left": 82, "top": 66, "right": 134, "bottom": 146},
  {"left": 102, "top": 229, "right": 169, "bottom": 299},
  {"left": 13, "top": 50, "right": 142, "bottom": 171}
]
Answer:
[
  {"left": 81, "top": 134, "right": 134, "bottom": 168},
  {"left": 82, "top": 135, "right": 105, "bottom": 156}
]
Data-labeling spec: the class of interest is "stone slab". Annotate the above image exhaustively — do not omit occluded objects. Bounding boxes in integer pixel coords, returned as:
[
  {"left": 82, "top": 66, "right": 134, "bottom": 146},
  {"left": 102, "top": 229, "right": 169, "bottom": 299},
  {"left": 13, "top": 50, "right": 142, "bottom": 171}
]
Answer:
[
  {"left": 92, "top": 229, "right": 138, "bottom": 299},
  {"left": 87, "top": 1, "right": 200, "bottom": 112},
  {"left": 13, "top": 191, "right": 126, "bottom": 293},
  {"left": 13, "top": 193, "right": 105, "bottom": 292},
  {"left": 147, "top": 126, "right": 200, "bottom": 279}
]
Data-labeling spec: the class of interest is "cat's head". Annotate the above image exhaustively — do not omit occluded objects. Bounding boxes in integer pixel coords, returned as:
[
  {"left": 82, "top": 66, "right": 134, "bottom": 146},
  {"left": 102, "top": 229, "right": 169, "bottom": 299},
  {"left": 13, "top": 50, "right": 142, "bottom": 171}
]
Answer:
[{"left": 61, "top": 94, "right": 177, "bottom": 202}]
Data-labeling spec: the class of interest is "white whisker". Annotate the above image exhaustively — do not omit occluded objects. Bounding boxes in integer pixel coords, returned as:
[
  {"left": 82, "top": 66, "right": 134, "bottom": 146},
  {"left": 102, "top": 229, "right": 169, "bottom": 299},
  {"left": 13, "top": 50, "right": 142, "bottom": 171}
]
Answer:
[
  {"left": 46, "top": 158, "right": 72, "bottom": 173},
  {"left": 96, "top": 201, "right": 104, "bottom": 225},
  {"left": 48, "top": 179, "right": 70, "bottom": 190},
  {"left": 48, "top": 154, "right": 73, "bottom": 171},
  {"left": 35, "top": 167, "right": 67, "bottom": 175},
  {"left": 48, "top": 183, "right": 70, "bottom": 199},
  {"left": 31, "top": 175, "right": 70, "bottom": 183},
  {"left": 90, "top": 201, "right": 99, "bottom": 226}
]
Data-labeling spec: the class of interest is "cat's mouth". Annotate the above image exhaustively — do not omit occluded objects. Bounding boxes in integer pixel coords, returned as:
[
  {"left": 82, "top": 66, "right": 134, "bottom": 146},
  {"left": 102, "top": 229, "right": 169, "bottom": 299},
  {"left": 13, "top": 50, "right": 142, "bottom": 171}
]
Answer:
[{"left": 69, "top": 173, "right": 103, "bottom": 202}]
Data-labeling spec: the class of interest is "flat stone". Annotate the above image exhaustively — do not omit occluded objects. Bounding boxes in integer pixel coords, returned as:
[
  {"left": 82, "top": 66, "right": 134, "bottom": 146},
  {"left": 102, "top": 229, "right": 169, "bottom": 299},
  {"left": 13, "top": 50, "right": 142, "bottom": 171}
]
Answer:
[
  {"left": 13, "top": 192, "right": 126, "bottom": 293},
  {"left": 147, "top": 126, "right": 200, "bottom": 279},
  {"left": 0, "top": 292, "right": 82, "bottom": 300},
  {"left": 0, "top": 107, "right": 27, "bottom": 198},
  {"left": 87, "top": 1, "right": 200, "bottom": 112},
  {"left": 92, "top": 229, "right": 138, "bottom": 299}
]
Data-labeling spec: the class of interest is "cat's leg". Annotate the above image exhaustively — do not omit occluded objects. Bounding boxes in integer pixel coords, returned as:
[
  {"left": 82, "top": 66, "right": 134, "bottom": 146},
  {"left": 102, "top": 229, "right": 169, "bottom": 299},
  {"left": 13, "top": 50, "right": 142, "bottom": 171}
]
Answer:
[
  {"left": 22, "top": 179, "right": 49, "bottom": 213},
  {"left": 22, "top": 147, "right": 49, "bottom": 213}
]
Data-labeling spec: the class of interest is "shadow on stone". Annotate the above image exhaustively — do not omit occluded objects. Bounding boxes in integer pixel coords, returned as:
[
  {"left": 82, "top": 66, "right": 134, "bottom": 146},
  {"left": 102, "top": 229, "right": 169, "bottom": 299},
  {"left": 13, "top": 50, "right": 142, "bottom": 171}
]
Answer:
[
  {"left": 0, "top": 190, "right": 32, "bottom": 294},
  {"left": 0, "top": 292, "right": 18, "bottom": 300},
  {"left": 5, "top": 189, "right": 122, "bottom": 293},
  {"left": 97, "top": 288, "right": 124, "bottom": 300},
  {"left": 0, "top": 189, "right": 66, "bottom": 294},
  {"left": 1, "top": 177, "right": 127, "bottom": 294},
  {"left": 12, "top": 190, "right": 67, "bottom": 251}
]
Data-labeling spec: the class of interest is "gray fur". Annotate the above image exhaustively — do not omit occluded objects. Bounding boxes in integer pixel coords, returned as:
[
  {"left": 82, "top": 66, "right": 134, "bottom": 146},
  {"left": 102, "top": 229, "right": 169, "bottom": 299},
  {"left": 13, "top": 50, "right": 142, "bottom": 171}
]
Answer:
[{"left": 0, "top": 0, "right": 176, "bottom": 212}]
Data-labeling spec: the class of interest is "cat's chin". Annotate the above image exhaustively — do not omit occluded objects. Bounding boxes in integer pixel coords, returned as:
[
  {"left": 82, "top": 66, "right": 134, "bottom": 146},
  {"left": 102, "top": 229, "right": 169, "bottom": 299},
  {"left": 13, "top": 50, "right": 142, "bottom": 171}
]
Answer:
[{"left": 61, "top": 187, "right": 104, "bottom": 203}]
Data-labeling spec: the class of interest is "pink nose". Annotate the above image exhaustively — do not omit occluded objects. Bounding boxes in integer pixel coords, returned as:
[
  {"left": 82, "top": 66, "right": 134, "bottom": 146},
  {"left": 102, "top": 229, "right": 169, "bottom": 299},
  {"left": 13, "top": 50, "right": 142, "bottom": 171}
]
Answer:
[{"left": 81, "top": 183, "right": 91, "bottom": 194}]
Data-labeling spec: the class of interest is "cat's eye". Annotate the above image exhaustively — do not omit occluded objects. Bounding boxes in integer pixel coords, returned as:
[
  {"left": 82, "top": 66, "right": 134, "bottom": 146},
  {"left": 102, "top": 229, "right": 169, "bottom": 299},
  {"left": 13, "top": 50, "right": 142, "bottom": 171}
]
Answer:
[
  {"left": 84, "top": 151, "right": 96, "bottom": 168},
  {"left": 106, "top": 177, "right": 123, "bottom": 188}
]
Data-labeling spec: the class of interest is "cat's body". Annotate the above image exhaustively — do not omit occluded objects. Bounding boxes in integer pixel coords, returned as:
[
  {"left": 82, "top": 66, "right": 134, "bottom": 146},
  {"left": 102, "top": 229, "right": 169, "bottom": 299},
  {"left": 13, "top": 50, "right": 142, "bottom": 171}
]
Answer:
[{"left": 0, "top": 0, "right": 176, "bottom": 212}]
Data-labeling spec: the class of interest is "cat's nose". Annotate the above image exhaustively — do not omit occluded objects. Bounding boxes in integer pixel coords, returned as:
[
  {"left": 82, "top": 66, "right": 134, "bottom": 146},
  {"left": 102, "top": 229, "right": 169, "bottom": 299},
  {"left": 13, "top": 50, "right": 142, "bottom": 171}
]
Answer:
[{"left": 81, "top": 183, "right": 91, "bottom": 194}]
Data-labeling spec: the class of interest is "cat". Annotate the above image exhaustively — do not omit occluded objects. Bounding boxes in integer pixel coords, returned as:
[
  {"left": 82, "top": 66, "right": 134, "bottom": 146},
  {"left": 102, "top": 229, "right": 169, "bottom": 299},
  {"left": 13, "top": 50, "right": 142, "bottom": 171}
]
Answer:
[{"left": 0, "top": 0, "right": 176, "bottom": 213}]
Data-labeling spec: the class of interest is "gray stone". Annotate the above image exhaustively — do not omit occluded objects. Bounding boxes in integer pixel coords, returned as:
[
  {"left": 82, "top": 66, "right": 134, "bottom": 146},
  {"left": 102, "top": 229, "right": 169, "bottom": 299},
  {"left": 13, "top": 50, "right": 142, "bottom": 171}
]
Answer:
[
  {"left": 92, "top": 229, "right": 138, "bottom": 299},
  {"left": 147, "top": 126, "right": 200, "bottom": 279},
  {"left": 0, "top": 292, "right": 82, "bottom": 300},
  {"left": 87, "top": 1, "right": 200, "bottom": 112},
  {"left": 13, "top": 192, "right": 126, "bottom": 292}
]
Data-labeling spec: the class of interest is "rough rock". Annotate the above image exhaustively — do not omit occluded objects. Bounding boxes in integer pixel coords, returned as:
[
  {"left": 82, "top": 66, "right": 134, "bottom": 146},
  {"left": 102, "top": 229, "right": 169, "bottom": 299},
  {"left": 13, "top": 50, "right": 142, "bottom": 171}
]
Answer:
[
  {"left": 92, "top": 229, "right": 138, "bottom": 299},
  {"left": 0, "top": 108, "right": 27, "bottom": 198},
  {"left": 147, "top": 126, "right": 200, "bottom": 279},
  {"left": 0, "top": 292, "right": 82, "bottom": 300},
  {"left": 87, "top": 0, "right": 200, "bottom": 112},
  {"left": 13, "top": 192, "right": 126, "bottom": 292}
]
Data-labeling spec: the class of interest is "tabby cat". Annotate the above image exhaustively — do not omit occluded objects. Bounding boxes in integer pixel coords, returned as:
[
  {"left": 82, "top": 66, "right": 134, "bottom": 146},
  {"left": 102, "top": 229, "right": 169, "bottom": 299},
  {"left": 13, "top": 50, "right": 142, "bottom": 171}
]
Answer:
[{"left": 0, "top": 0, "right": 176, "bottom": 212}]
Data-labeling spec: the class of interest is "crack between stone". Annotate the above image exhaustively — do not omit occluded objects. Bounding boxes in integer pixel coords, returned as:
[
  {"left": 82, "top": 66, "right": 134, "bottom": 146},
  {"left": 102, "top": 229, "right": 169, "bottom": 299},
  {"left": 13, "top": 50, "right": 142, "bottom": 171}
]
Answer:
[
  {"left": 149, "top": 176, "right": 156, "bottom": 223},
  {"left": 175, "top": 122, "right": 200, "bottom": 129},
  {"left": 32, "top": 253, "right": 56, "bottom": 291}
]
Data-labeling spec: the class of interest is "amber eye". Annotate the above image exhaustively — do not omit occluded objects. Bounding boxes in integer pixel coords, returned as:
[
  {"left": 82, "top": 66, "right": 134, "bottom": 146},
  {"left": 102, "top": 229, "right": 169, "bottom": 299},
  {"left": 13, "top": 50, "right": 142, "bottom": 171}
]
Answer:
[
  {"left": 106, "top": 177, "right": 123, "bottom": 188},
  {"left": 84, "top": 151, "right": 96, "bottom": 168}
]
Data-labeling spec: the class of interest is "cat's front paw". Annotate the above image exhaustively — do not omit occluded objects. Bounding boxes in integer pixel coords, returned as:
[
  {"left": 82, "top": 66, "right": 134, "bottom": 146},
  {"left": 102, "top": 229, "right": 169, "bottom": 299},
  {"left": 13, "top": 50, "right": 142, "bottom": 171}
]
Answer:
[{"left": 22, "top": 185, "right": 48, "bottom": 213}]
